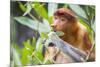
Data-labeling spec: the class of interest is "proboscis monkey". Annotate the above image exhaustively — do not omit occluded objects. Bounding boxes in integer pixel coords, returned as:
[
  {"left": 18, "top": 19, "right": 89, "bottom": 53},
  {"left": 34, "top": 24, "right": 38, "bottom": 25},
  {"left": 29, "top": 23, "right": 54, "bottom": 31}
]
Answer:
[{"left": 44, "top": 8, "right": 95, "bottom": 63}]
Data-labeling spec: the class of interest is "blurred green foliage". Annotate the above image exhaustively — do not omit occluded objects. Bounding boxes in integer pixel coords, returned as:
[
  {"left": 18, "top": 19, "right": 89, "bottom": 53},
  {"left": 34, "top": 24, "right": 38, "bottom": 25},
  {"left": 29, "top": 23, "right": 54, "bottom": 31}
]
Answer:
[{"left": 11, "top": 1, "right": 95, "bottom": 66}]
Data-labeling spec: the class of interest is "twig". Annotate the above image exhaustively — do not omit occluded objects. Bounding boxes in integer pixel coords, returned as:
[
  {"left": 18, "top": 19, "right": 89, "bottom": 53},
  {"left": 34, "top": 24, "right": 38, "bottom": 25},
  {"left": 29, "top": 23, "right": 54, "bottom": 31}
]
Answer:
[{"left": 85, "top": 43, "right": 95, "bottom": 61}]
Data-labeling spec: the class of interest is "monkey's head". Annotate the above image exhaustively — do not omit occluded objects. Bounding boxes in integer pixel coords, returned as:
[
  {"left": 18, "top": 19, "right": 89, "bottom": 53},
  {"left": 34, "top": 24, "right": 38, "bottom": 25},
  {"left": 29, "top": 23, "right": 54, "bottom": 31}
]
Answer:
[{"left": 51, "top": 8, "right": 77, "bottom": 34}]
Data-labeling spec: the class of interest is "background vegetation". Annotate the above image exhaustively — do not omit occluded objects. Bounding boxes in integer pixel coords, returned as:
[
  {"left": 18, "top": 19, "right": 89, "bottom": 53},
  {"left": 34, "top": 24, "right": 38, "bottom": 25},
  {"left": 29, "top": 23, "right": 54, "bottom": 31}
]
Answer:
[{"left": 10, "top": 1, "right": 95, "bottom": 66}]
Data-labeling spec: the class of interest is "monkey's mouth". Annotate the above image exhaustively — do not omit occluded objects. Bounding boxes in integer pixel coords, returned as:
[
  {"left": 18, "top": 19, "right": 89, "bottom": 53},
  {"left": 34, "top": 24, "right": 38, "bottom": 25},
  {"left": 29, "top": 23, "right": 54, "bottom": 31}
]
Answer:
[
  {"left": 51, "top": 28, "right": 57, "bottom": 32},
  {"left": 52, "top": 29, "right": 57, "bottom": 32},
  {"left": 51, "top": 28, "right": 64, "bottom": 37}
]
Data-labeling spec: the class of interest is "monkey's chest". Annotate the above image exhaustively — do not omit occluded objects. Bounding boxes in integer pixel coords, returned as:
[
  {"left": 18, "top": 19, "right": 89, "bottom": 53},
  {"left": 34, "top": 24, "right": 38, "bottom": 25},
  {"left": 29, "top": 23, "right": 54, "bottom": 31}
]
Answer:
[{"left": 65, "top": 38, "right": 84, "bottom": 51}]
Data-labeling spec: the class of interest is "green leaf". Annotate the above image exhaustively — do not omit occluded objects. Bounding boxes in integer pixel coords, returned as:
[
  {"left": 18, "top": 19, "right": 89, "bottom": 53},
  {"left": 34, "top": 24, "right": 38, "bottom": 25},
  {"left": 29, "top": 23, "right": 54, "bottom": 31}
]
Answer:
[
  {"left": 32, "top": 57, "right": 40, "bottom": 64},
  {"left": 20, "top": 40, "right": 34, "bottom": 65},
  {"left": 33, "top": 50, "right": 44, "bottom": 63},
  {"left": 32, "top": 2, "right": 49, "bottom": 20},
  {"left": 31, "top": 38, "right": 36, "bottom": 50},
  {"left": 91, "top": 20, "right": 95, "bottom": 32},
  {"left": 35, "top": 51, "right": 44, "bottom": 62},
  {"left": 43, "top": 19, "right": 51, "bottom": 31},
  {"left": 18, "top": 2, "right": 26, "bottom": 12},
  {"left": 36, "top": 38, "right": 43, "bottom": 51},
  {"left": 36, "top": 38, "right": 41, "bottom": 50},
  {"left": 55, "top": 31, "right": 64, "bottom": 36},
  {"left": 40, "top": 32, "right": 48, "bottom": 39},
  {"left": 14, "top": 16, "right": 50, "bottom": 33},
  {"left": 48, "top": 3, "right": 58, "bottom": 16},
  {"left": 43, "top": 59, "right": 53, "bottom": 64},
  {"left": 23, "top": 2, "right": 32, "bottom": 16},
  {"left": 11, "top": 46, "right": 22, "bottom": 66},
  {"left": 76, "top": 5, "right": 95, "bottom": 28},
  {"left": 69, "top": 4, "right": 87, "bottom": 19},
  {"left": 48, "top": 3, "right": 57, "bottom": 24},
  {"left": 23, "top": 40, "right": 33, "bottom": 53},
  {"left": 21, "top": 48, "right": 30, "bottom": 65},
  {"left": 79, "top": 18, "right": 94, "bottom": 43},
  {"left": 12, "top": 43, "right": 22, "bottom": 55},
  {"left": 79, "top": 18, "right": 92, "bottom": 34},
  {"left": 79, "top": 17, "right": 92, "bottom": 32},
  {"left": 48, "top": 16, "right": 53, "bottom": 25},
  {"left": 63, "top": 4, "right": 69, "bottom": 8}
]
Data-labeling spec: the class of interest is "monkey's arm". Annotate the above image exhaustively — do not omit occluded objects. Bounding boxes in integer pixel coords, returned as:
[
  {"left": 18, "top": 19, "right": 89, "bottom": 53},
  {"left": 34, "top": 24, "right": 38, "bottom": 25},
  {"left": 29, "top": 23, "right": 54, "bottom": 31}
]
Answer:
[{"left": 44, "top": 32, "right": 87, "bottom": 62}]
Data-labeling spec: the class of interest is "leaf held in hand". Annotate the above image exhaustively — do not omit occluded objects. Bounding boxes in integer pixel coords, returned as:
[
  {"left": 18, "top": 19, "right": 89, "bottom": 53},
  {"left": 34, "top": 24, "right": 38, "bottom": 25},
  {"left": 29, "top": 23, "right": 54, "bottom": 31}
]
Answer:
[{"left": 55, "top": 31, "right": 64, "bottom": 36}]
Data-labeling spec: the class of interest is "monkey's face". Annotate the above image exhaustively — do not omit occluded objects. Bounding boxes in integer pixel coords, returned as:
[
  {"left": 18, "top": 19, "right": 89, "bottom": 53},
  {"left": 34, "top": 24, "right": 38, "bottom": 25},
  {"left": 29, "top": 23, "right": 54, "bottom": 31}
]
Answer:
[{"left": 51, "top": 16, "right": 73, "bottom": 33}]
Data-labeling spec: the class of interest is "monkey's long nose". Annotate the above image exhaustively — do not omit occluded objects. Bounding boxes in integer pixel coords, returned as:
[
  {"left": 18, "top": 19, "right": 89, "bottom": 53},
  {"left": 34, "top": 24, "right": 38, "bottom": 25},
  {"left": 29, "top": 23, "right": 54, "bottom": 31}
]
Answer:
[
  {"left": 51, "top": 19, "right": 59, "bottom": 31},
  {"left": 51, "top": 24, "right": 55, "bottom": 27},
  {"left": 51, "top": 21, "right": 58, "bottom": 28},
  {"left": 51, "top": 23, "right": 57, "bottom": 28},
  {"left": 51, "top": 24, "right": 57, "bottom": 32}
]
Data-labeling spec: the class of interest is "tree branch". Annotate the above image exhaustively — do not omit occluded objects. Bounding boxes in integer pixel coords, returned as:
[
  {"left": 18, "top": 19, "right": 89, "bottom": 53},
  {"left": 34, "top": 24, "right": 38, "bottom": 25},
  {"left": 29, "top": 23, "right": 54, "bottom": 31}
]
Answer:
[{"left": 45, "top": 32, "right": 87, "bottom": 62}]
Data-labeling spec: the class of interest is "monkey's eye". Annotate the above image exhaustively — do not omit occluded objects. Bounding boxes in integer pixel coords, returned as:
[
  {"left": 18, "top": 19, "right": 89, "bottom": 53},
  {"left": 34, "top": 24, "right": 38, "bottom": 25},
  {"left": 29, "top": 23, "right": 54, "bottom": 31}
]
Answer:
[
  {"left": 54, "top": 16, "right": 58, "bottom": 20},
  {"left": 61, "top": 18, "right": 66, "bottom": 22}
]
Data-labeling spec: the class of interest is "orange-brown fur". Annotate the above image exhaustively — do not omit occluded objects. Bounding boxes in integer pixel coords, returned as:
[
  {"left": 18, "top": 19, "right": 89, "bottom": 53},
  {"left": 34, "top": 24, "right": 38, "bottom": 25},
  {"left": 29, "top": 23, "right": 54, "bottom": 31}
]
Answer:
[{"left": 44, "top": 8, "right": 95, "bottom": 63}]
